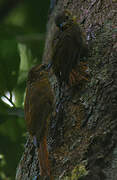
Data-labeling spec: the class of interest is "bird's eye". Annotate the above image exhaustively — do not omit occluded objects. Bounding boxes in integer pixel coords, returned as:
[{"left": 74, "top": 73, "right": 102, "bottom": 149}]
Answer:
[
  {"left": 59, "top": 23, "right": 63, "bottom": 29},
  {"left": 65, "top": 15, "right": 69, "bottom": 20}
]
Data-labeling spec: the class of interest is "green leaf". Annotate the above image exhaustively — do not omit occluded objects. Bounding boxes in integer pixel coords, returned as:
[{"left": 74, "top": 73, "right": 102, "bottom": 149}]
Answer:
[
  {"left": 0, "top": 25, "right": 25, "bottom": 40},
  {"left": 0, "top": 39, "right": 20, "bottom": 92}
]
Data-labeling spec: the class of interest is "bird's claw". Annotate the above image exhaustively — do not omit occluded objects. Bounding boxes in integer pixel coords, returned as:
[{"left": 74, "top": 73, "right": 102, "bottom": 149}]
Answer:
[{"left": 33, "top": 175, "right": 51, "bottom": 180}]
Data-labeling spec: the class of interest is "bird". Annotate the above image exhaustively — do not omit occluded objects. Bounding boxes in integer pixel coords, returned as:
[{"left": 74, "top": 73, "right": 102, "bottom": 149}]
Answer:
[
  {"left": 51, "top": 10, "right": 89, "bottom": 86},
  {"left": 24, "top": 64, "right": 54, "bottom": 179}
]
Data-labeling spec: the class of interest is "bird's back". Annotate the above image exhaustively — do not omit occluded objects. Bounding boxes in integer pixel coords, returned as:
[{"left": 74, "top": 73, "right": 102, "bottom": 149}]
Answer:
[
  {"left": 52, "top": 23, "right": 87, "bottom": 83},
  {"left": 24, "top": 75, "right": 54, "bottom": 142}
]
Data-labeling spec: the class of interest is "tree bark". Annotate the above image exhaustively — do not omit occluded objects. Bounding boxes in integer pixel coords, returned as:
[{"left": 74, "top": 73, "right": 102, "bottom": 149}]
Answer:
[{"left": 16, "top": 0, "right": 117, "bottom": 179}]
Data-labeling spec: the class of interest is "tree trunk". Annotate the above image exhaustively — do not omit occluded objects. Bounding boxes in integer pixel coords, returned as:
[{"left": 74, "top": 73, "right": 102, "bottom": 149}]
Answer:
[{"left": 16, "top": 0, "right": 117, "bottom": 179}]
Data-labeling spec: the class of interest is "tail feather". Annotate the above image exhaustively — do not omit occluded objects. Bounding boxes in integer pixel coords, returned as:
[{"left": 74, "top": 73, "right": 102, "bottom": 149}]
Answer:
[{"left": 38, "top": 136, "right": 51, "bottom": 177}]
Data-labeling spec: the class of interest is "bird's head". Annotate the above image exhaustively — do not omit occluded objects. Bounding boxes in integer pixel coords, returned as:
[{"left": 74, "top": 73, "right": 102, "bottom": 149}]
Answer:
[
  {"left": 55, "top": 10, "right": 77, "bottom": 31},
  {"left": 27, "top": 64, "right": 49, "bottom": 84}
]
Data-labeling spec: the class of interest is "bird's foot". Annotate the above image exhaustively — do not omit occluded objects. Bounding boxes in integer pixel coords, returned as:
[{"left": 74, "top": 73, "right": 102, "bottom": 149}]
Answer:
[
  {"left": 33, "top": 136, "right": 39, "bottom": 148},
  {"left": 32, "top": 175, "right": 40, "bottom": 180},
  {"left": 33, "top": 136, "right": 37, "bottom": 147},
  {"left": 46, "top": 63, "right": 52, "bottom": 70},
  {"left": 33, "top": 175, "right": 53, "bottom": 180}
]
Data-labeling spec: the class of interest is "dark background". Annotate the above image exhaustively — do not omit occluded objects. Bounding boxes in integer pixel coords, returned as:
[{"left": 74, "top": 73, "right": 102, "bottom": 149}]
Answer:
[{"left": 0, "top": 0, "right": 50, "bottom": 179}]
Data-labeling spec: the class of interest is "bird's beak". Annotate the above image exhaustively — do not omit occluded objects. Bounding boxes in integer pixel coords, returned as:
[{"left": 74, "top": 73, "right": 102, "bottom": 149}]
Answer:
[{"left": 59, "top": 22, "right": 67, "bottom": 31}]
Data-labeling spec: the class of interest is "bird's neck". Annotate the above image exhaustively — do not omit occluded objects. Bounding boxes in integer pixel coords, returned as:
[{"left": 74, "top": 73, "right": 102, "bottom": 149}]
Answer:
[{"left": 62, "top": 22, "right": 74, "bottom": 31}]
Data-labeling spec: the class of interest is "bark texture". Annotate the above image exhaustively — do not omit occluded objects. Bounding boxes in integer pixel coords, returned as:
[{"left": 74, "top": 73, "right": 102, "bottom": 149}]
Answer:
[{"left": 16, "top": 0, "right": 117, "bottom": 179}]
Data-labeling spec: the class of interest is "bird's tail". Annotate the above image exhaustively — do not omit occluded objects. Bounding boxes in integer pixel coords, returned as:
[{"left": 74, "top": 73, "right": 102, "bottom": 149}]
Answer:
[{"left": 38, "top": 136, "right": 53, "bottom": 179}]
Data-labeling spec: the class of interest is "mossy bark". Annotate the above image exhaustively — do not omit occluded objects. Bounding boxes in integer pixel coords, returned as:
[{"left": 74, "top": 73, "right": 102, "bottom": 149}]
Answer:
[{"left": 16, "top": 0, "right": 117, "bottom": 179}]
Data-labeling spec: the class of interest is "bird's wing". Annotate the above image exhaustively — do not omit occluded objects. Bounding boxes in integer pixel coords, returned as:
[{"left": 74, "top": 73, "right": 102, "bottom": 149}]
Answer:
[
  {"left": 24, "top": 86, "right": 32, "bottom": 131},
  {"left": 25, "top": 81, "right": 53, "bottom": 141},
  {"left": 52, "top": 27, "right": 80, "bottom": 80}
]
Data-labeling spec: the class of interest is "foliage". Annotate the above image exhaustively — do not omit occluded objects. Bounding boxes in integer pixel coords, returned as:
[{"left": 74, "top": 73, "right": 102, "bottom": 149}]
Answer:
[{"left": 0, "top": 0, "right": 50, "bottom": 179}]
